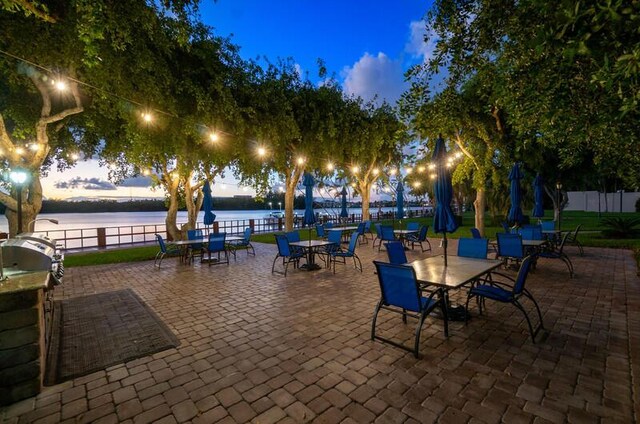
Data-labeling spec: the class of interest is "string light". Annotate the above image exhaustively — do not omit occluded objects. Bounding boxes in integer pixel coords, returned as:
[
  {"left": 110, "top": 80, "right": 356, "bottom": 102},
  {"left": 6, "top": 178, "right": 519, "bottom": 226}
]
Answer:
[
  {"left": 372, "top": 168, "right": 379, "bottom": 175},
  {"left": 405, "top": 167, "right": 413, "bottom": 174},
  {"left": 15, "top": 147, "right": 25, "bottom": 155},
  {"left": 418, "top": 166, "right": 425, "bottom": 172},
  {"left": 413, "top": 181, "right": 421, "bottom": 188},
  {"left": 389, "top": 168, "right": 397, "bottom": 176},
  {"left": 54, "top": 80, "right": 67, "bottom": 92},
  {"left": 70, "top": 153, "right": 79, "bottom": 160},
  {"left": 142, "top": 169, "right": 150, "bottom": 176},
  {"left": 326, "top": 162, "right": 334, "bottom": 171},
  {"left": 141, "top": 112, "right": 153, "bottom": 123},
  {"left": 430, "top": 174, "right": 437, "bottom": 180},
  {"left": 209, "top": 132, "right": 219, "bottom": 142},
  {"left": 297, "top": 157, "right": 305, "bottom": 165},
  {"left": 351, "top": 165, "right": 359, "bottom": 174},
  {"left": 257, "top": 147, "right": 266, "bottom": 157},
  {"left": 29, "top": 144, "right": 41, "bottom": 151},
  {"left": 428, "top": 164, "right": 436, "bottom": 170}
]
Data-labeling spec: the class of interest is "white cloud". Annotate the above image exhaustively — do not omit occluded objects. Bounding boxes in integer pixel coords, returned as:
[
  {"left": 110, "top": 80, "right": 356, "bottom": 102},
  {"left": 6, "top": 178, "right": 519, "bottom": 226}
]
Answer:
[
  {"left": 342, "top": 52, "right": 407, "bottom": 106},
  {"left": 405, "top": 20, "right": 437, "bottom": 62}
]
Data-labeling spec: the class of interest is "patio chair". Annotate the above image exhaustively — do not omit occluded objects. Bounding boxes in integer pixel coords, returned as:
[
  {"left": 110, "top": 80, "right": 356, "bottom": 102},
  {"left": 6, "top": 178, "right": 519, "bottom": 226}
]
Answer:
[
  {"left": 496, "top": 232, "right": 524, "bottom": 267},
  {"left": 457, "top": 238, "right": 488, "bottom": 259},
  {"left": 371, "top": 261, "right": 448, "bottom": 358},
  {"left": 375, "top": 225, "right": 396, "bottom": 251},
  {"left": 286, "top": 231, "right": 305, "bottom": 255},
  {"left": 519, "top": 225, "right": 543, "bottom": 241},
  {"left": 385, "top": 241, "right": 407, "bottom": 264},
  {"left": 501, "top": 221, "right": 511, "bottom": 233},
  {"left": 356, "top": 222, "right": 367, "bottom": 245},
  {"left": 329, "top": 232, "right": 362, "bottom": 273},
  {"left": 405, "top": 225, "right": 431, "bottom": 252},
  {"left": 272, "top": 234, "right": 305, "bottom": 276},
  {"left": 228, "top": 227, "right": 255, "bottom": 257},
  {"left": 363, "top": 220, "right": 373, "bottom": 240},
  {"left": 325, "top": 222, "right": 334, "bottom": 229},
  {"left": 316, "top": 224, "right": 327, "bottom": 239},
  {"left": 205, "top": 232, "right": 229, "bottom": 266},
  {"left": 537, "top": 232, "right": 574, "bottom": 277},
  {"left": 470, "top": 228, "right": 482, "bottom": 239},
  {"left": 465, "top": 256, "right": 545, "bottom": 342},
  {"left": 540, "top": 220, "right": 556, "bottom": 232},
  {"left": 406, "top": 222, "right": 420, "bottom": 232},
  {"left": 565, "top": 225, "right": 584, "bottom": 256},
  {"left": 319, "top": 229, "right": 343, "bottom": 265},
  {"left": 186, "top": 229, "right": 204, "bottom": 264},
  {"left": 154, "top": 234, "right": 181, "bottom": 268}
]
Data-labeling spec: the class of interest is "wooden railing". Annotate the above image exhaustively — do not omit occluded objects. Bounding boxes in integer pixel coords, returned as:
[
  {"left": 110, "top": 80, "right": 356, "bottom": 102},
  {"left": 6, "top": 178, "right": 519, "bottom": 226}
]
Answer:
[{"left": 40, "top": 210, "right": 432, "bottom": 251}]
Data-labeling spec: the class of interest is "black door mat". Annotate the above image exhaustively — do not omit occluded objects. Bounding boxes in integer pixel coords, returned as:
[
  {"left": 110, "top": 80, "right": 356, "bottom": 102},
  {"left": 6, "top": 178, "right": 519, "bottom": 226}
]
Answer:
[{"left": 45, "top": 289, "right": 179, "bottom": 385}]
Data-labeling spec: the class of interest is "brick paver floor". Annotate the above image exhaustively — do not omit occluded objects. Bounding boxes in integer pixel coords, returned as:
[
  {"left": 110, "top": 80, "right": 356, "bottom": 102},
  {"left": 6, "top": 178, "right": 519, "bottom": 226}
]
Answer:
[{"left": 1, "top": 239, "right": 639, "bottom": 423}]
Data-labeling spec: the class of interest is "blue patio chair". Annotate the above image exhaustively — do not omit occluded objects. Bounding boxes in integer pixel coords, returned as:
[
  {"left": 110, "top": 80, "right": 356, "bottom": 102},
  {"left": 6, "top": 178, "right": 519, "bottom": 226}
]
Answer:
[
  {"left": 363, "top": 220, "right": 373, "bottom": 240},
  {"left": 372, "top": 223, "right": 383, "bottom": 249},
  {"left": 286, "top": 231, "right": 305, "bottom": 255},
  {"left": 538, "top": 232, "right": 574, "bottom": 277},
  {"left": 465, "top": 256, "right": 545, "bottom": 342},
  {"left": 496, "top": 232, "right": 524, "bottom": 266},
  {"left": 406, "top": 222, "right": 420, "bottom": 232},
  {"left": 565, "top": 225, "right": 584, "bottom": 256},
  {"left": 325, "top": 222, "right": 334, "bottom": 229},
  {"left": 205, "top": 232, "right": 229, "bottom": 266},
  {"left": 316, "top": 224, "right": 326, "bottom": 239},
  {"left": 154, "top": 234, "right": 181, "bottom": 268},
  {"left": 385, "top": 241, "right": 407, "bottom": 264},
  {"left": 519, "top": 225, "right": 543, "bottom": 241},
  {"left": 186, "top": 229, "right": 204, "bottom": 264},
  {"left": 272, "top": 234, "right": 305, "bottom": 276},
  {"left": 371, "top": 261, "right": 448, "bottom": 358},
  {"left": 329, "top": 232, "right": 362, "bottom": 273},
  {"left": 470, "top": 228, "right": 482, "bottom": 239},
  {"left": 501, "top": 221, "right": 511, "bottom": 233},
  {"left": 376, "top": 225, "right": 396, "bottom": 251},
  {"left": 457, "top": 238, "right": 488, "bottom": 259},
  {"left": 405, "top": 225, "right": 431, "bottom": 252},
  {"left": 228, "top": 227, "right": 255, "bottom": 257},
  {"left": 356, "top": 222, "right": 367, "bottom": 245},
  {"left": 540, "top": 220, "right": 556, "bottom": 232}
]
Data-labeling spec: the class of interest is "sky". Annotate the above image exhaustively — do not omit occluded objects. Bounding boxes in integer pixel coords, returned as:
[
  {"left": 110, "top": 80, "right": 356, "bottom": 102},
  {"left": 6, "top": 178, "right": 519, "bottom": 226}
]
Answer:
[{"left": 41, "top": 0, "right": 433, "bottom": 201}]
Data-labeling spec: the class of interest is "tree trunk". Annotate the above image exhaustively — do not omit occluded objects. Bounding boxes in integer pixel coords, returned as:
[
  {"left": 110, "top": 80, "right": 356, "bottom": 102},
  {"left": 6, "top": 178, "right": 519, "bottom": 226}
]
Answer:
[
  {"left": 473, "top": 188, "right": 486, "bottom": 236},
  {"left": 284, "top": 167, "right": 303, "bottom": 231},
  {"left": 359, "top": 181, "right": 372, "bottom": 220},
  {"left": 164, "top": 177, "right": 181, "bottom": 241},
  {"left": 3, "top": 176, "right": 44, "bottom": 237},
  {"left": 184, "top": 173, "right": 204, "bottom": 230}
]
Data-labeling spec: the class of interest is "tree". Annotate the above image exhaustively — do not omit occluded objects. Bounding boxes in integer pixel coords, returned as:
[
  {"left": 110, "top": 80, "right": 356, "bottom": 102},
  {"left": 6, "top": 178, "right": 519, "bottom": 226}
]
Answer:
[{"left": 0, "top": 0, "right": 200, "bottom": 236}]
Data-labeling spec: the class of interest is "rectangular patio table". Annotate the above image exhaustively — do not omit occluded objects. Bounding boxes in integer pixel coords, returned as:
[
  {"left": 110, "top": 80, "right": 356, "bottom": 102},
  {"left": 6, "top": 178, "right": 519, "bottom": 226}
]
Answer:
[
  {"left": 331, "top": 226, "right": 359, "bottom": 243},
  {"left": 408, "top": 255, "right": 503, "bottom": 322},
  {"left": 288, "top": 240, "right": 336, "bottom": 271},
  {"left": 173, "top": 235, "right": 244, "bottom": 263},
  {"left": 394, "top": 229, "right": 418, "bottom": 249}
]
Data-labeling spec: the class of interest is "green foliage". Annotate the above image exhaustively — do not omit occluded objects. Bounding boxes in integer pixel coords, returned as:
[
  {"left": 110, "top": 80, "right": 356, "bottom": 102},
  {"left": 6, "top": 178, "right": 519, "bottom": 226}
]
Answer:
[
  {"left": 636, "top": 197, "right": 640, "bottom": 213},
  {"left": 600, "top": 216, "right": 640, "bottom": 238}
]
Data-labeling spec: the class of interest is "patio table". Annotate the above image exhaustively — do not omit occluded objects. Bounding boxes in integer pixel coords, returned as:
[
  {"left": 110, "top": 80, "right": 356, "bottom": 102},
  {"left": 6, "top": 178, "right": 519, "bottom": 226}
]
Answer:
[
  {"left": 173, "top": 235, "right": 244, "bottom": 263},
  {"left": 394, "top": 229, "right": 418, "bottom": 250},
  {"left": 408, "top": 255, "right": 503, "bottom": 321},
  {"left": 289, "top": 240, "right": 336, "bottom": 271}
]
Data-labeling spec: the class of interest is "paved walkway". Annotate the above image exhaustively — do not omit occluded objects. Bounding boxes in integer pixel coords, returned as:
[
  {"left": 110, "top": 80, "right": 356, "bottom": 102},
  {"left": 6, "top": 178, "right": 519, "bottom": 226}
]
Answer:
[{"left": 2, "top": 240, "right": 639, "bottom": 423}]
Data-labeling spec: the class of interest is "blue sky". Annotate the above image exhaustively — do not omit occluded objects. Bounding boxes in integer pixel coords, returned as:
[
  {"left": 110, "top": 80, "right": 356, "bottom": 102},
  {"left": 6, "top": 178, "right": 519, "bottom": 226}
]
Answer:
[{"left": 42, "top": 1, "right": 433, "bottom": 200}]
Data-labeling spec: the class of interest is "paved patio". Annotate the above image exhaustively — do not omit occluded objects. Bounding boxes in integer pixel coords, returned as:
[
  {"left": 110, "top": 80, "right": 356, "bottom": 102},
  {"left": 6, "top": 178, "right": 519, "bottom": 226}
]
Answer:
[{"left": 1, "top": 239, "right": 639, "bottom": 424}]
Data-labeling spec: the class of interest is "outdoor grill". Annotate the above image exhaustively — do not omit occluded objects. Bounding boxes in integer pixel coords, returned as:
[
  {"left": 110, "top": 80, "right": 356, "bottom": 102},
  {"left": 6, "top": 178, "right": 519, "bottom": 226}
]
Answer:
[{"left": 2, "top": 233, "right": 64, "bottom": 285}]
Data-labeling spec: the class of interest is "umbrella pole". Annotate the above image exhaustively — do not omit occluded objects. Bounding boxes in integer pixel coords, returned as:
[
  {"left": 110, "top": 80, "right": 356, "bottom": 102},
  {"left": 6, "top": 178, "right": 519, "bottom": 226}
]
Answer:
[{"left": 443, "top": 232, "right": 448, "bottom": 267}]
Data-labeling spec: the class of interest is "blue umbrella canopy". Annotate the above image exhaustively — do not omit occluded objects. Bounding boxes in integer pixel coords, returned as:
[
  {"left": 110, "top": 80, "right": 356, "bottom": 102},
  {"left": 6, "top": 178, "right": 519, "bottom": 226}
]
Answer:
[
  {"left": 202, "top": 180, "right": 216, "bottom": 226},
  {"left": 340, "top": 186, "right": 349, "bottom": 218},
  {"left": 302, "top": 173, "right": 317, "bottom": 226},
  {"left": 432, "top": 136, "right": 458, "bottom": 265},
  {"left": 532, "top": 173, "right": 544, "bottom": 218},
  {"left": 396, "top": 180, "right": 404, "bottom": 219},
  {"left": 508, "top": 163, "right": 524, "bottom": 225}
]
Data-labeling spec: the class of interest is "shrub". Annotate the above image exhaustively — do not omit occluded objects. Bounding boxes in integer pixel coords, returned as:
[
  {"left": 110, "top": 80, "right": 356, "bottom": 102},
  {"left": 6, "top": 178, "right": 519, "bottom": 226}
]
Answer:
[
  {"left": 636, "top": 197, "right": 640, "bottom": 212},
  {"left": 601, "top": 216, "right": 640, "bottom": 238}
]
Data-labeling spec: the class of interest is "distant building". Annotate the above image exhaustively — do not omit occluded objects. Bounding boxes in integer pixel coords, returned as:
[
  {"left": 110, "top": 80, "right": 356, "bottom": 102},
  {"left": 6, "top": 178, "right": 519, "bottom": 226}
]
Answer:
[{"left": 232, "top": 195, "right": 254, "bottom": 199}]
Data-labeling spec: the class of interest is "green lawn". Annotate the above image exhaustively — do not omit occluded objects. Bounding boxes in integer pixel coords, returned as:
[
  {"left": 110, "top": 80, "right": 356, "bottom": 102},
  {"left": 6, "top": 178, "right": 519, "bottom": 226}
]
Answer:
[{"left": 64, "top": 210, "right": 640, "bottom": 268}]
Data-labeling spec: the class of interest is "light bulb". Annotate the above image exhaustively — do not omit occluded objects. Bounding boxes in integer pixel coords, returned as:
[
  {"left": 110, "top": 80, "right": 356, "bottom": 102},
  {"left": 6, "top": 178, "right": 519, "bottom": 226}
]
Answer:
[{"left": 209, "top": 132, "right": 219, "bottom": 142}]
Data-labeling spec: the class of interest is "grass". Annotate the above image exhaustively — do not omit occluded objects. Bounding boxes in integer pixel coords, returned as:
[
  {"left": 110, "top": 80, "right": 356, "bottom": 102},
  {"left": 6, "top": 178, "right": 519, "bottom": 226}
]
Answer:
[{"left": 64, "top": 210, "right": 640, "bottom": 268}]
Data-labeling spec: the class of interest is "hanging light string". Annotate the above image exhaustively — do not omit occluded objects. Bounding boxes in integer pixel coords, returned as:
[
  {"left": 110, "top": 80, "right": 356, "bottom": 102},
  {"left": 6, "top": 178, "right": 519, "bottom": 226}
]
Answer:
[{"left": 0, "top": 49, "right": 464, "bottom": 190}]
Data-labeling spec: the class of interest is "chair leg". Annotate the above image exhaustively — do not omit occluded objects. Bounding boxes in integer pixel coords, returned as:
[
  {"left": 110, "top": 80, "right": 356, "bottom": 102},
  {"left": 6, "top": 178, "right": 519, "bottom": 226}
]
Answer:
[
  {"left": 513, "top": 300, "right": 537, "bottom": 343},
  {"left": 402, "top": 308, "right": 407, "bottom": 324},
  {"left": 271, "top": 255, "right": 280, "bottom": 274},
  {"left": 560, "top": 254, "right": 574, "bottom": 277},
  {"left": 464, "top": 294, "right": 474, "bottom": 325},
  {"left": 577, "top": 241, "right": 584, "bottom": 256},
  {"left": 371, "top": 299, "right": 383, "bottom": 340},
  {"left": 353, "top": 254, "right": 362, "bottom": 272},
  {"left": 523, "top": 290, "right": 545, "bottom": 332},
  {"left": 413, "top": 311, "right": 428, "bottom": 358}
]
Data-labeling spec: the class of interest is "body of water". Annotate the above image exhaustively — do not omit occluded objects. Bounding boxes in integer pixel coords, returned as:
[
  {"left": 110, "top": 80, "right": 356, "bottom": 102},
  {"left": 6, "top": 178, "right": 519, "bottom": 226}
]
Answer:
[{"left": 0, "top": 207, "right": 428, "bottom": 233}]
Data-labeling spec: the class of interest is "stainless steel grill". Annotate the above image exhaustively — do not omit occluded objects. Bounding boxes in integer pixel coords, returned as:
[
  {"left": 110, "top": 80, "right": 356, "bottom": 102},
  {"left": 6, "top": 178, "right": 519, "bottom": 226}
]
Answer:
[{"left": 2, "top": 234, "right": 64, "bottom": 285}]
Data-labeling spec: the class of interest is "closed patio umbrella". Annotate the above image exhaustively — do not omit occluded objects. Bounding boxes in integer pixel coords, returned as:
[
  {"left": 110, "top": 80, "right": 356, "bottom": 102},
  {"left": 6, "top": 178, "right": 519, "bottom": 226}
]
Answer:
[
  {"left": 432, "top": 136, "right": 458, "bottom": 266},
  {"left": 396, "top": 180, "right": 404, "bottom": 219},
  {"left": 302, "top": 173, "right": 317, "bottom": 227},
  {"left": 340, "top": 186, "right": 348, "bottom": 218},
  {"left": 508, "top": 163, "right": 524, "bottom": 226},
  {"left": 202, "top": 180, "right": 216, "bottom": 232},
  {"left": 532, "top": 173, "right": 544, "bottom": 219}
]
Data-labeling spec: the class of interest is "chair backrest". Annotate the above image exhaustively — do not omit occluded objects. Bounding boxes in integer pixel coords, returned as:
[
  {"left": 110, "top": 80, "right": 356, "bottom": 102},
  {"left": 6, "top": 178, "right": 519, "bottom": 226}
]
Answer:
[
  {"left": 385, "top": 241, "right": 407, "bottom": 264},
  {"left": 407, "top": 222, "right": 420, "bottom": 231},
  {"left": 513, "top": 256, "right": 534, "bottom": 295},
  {"left": 346, "top": 232, "right": 359, "bottom": 253},
  {"left": 457, "top": 238, "right": 488, "bottom": 259},
  {"left": 569, "top": 224, "right": 582, "bottom": 241},
  {"left": 417, "top": 225, "right": 428, "bottom": 241},
  {"left": 325, "top": 222, "right": 334, "bottom": 229},
  {"left": 380, "top": 225, "right": 395, "bottom": 241},
  {"left": 497, "top": 232, "right": 524, "bottom": 259},
  {"left": 243, "top": 227, "right": 252, "bottom": 242},
  {"left": 286, "top": 231, "right": 300, "bottom": 243},
  {"left": 327, "top": 230, "right": 342, "bottom": 245},
  {"left": 315, "top": 224, "right": 326, "bottom": 238},
  {"left": 155, "top": 234, "right": 167, "bottom": 253},
  {"left": 470, "top": 228, "right": 482, "bottom": 239},
  {"left": 374, "top": 223, "right": 382, "bottom": 236},
  {"left": 520, "top": 225, "right": 543, "bottom": 240},
  {"left": 373, "top": 261, "right": 422, "bottom": 313},
  {"left": 540, "top": 220, "right": 556, "bottom": 231},
  {"left": 187, "top": 229, "right": 203, "bottom": 240},
  {"left": 356, "top": 222, "right": 366, "bottom": 235},
  {"left": 364, "top": 221, "right": 372, "bottom": 232},
  {"left": 208, "top": 232, "right": 226, "bottom": 252},
  {"left": 275, "top": 234, "right": 292, "bottom": 256}
]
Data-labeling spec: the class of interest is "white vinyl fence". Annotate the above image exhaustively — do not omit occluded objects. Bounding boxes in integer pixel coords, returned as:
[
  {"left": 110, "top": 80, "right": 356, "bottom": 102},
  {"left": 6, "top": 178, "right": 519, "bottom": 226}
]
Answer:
[{"left": 565, "top": 191, "right": 640, "bottom": 213}]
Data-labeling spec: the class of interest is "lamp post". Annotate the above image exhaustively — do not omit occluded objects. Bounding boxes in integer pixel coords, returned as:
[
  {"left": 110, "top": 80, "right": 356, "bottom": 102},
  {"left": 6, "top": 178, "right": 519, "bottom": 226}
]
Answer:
[
  {"left": 278, "top": 202, "right": 282, "bottom": 211},
  {"left": 9, "top": 169, "right": 29, "bottom": 235},
  {"left": 556, "top": 181, "right": 563, "bottom": 231},
  {"left": 268, "top": 202, "right": 272, "bottom": 210}
]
